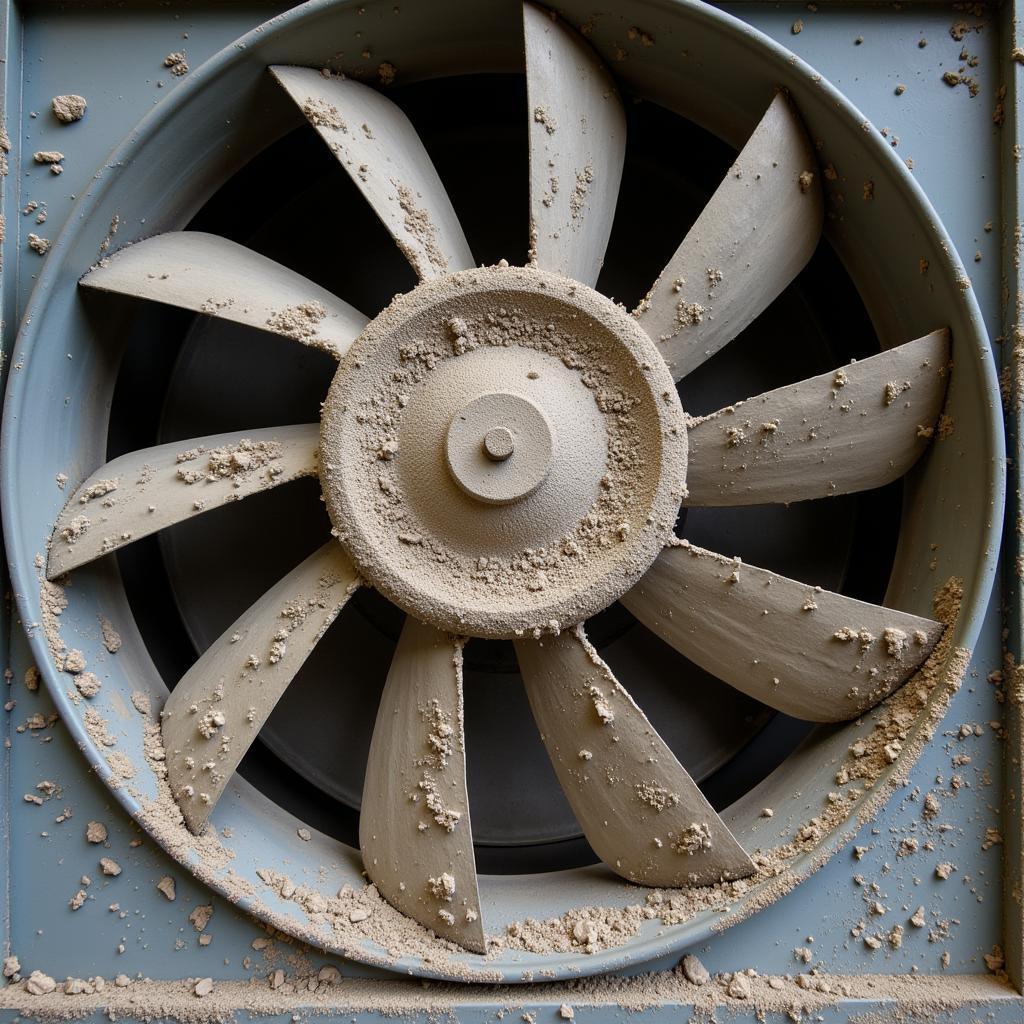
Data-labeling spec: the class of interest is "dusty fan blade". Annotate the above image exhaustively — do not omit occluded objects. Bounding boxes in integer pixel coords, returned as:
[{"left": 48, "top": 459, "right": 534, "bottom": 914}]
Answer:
[
  {"left": 80, "top": 232, "right": 366, "bottom": 358},
  {"left": 47, "top": 425, "right": 319, "bottom": 579},
  {"left": 523, "top": 1, "right": 626, "bottom": 287},
  {"left": 360, "top": 618, "right": 484, "bottom": 953},
  {"left": 515, "top": 626, "right": 754, "bottom": 887},
  {"left": 162, "top": 543, "right": 359, "bottom": 832},
  {"left": 636, "top": 93, "right": 823, "bottom": 381},
  {"left": 621, "top": 542, "right": 944, "bottom": 723},
  {"left": 685, "top": 329, "right": 951, "bottom": 506},
  {"left": 271, "top": 66, "right": 474, "bottom": 281}
]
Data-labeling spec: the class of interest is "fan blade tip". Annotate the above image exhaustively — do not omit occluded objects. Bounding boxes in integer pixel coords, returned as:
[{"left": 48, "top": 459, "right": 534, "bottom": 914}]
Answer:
[
  {"left": 360, "top": 621, "right": 484, "bottom": 954},
  {"left": 44, "top": 560, "right": 68, "bottom": 583},
  {"left": 163, "top": 742, "right": 213, "bottom": 834},
  {"left": 268, "top": 63, "right": 300, "bottom": 82}
]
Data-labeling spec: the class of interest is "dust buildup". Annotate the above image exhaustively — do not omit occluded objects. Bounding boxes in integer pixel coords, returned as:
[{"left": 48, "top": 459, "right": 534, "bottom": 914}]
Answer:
[
  {"left": 323, "top": 270, "right": 676, "bottom": 639},
  {"left": 588, "top": 686, "right": 614, "bottom": 724},
  {"left": 164, "top": 51, "right": 189, "bottom": 76},
  {"left": 99, "top": 616, "right": 122, "bottom": 653},
  {"left": 73, "top": 672, "right": 101, "bottom": 698},
  {"left": 78, "top": 478, "right": 118, "bottom": 502},
  {"left": 176, "top": 438, "right": 283, "bottom": 486},
  {"left": 19, "top": 563, "right": 971, "bottom": 972},
  {"left": 3, "top": 972, "right": 1010, "bottom": 1019},
  {"left": 499, "top": 576, "right": 968, "bottom": 955},
  {"left": 59, "top": 515, "right": 89, "bottom": 543},
  {"left": 302, "top": 97, "right": 346, "bottom": 130},
  {"left": 85, "top": 820, "right": 107, "bottom": 844},
  {"left": 99, "top": 857, "right": 121, "bottom": 877},
  {"left": 533, "top": 105, "right": 557, "bottom": 134},
  {"left": 394, "top": 182, "right": 449, "bottom": 277},
  {"left": 51, "top": 94, "right": 86, "bottom": 123},
  {"left": 681, "top": 954, "right": 710, "bottom": 985},
  {"left": 675, "top": 301, "right": 706, "bottom": 328},
  {"left": 265, "top": 301, "right": 329, "bottom": 350},
  {"left": 188, "top": 905, "right": 213, "bottom": 932},
  {"left": 670, "top": 821, "right": 713, "bottom": 855},
  {"left": 569, "top": 165, "right": 594, "bottom": 219},
  {"left": 25, "top": 972, "right": 56, "bottom": 995},
  {"left": 636, "top": 780, "right": 679, "bottom": 812}
]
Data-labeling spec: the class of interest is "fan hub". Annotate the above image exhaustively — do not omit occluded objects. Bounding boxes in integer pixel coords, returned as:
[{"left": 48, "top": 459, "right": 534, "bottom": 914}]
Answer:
[{"left": 319, "top": 264, "right": 687, "bottom": 638}]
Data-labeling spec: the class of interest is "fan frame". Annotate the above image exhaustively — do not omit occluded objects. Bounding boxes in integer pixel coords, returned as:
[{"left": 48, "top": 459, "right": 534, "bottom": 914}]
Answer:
[{"left": 0, "top": 0, "right": 1005, "bottom": 983}]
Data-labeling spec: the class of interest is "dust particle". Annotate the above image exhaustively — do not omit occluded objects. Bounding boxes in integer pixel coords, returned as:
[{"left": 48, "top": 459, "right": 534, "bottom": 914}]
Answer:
[
  {"left": 51, "top": 94, "right": 87, "bottom": 123},
  {"left": 99, "top": 616, "right": 122, "bottom": 654},
  {"left": 681, "top": 954, "right": 710, "bottom": 985},
  {"left": 85, "top": 820, "right": 108, "bottom": 843},
  {"left": 533, "top": 106, "right": 557, "bottom": 134},
  {"left": 164, "top": 52, "right": 189, "bottom": 76}
]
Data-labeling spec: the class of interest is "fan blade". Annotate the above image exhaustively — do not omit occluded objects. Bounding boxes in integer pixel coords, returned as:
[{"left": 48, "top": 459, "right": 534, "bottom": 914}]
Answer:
[
  {"left": 635, "top": 93, "right": 822, "bottom": 381},
  {"left": 80, "top": 232, "right": 366, "bottom": 358},
  {"left": 47, "top": 425, "right": 319, "bottom": 580},
  {"left": 685, "top": 329, "right": 951, "bottom": 506},
  {"left": 621, "top": 542, "right": 944, "bottom": 723},
  {"left": 360, "top": 618, "right": 484, "bottom": 953},
  {"left": 271, "top": 66, "right": 474, "bottom": 280},
  {"left": 523, "top": 1, "right": 626, "bottom": 287},
  {"left": 162, "top": 543, "right": 359, "bottom": 832},
  {"left": 514, "top": 627, "right": 754, "bottom": 887}
]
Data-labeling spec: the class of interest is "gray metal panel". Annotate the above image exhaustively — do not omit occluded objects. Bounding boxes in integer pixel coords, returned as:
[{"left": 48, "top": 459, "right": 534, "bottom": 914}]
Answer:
[{"left": 0, "top": 0, "right": 1017, "bottom": 1014}]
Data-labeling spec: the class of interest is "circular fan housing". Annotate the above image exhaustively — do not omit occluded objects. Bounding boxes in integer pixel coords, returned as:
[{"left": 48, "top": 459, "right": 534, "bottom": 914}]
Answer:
[{"left": 0, "top": 0, "right": 1004, "bottom": 983}]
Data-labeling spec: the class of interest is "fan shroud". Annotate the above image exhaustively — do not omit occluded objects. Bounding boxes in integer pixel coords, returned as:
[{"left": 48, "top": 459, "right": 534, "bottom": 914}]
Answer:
[{"left": 0, "top": 0, "right": 1004, "bottom": 982}]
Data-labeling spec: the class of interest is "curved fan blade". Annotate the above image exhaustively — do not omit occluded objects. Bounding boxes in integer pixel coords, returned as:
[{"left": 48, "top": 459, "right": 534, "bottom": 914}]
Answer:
[
  {"left": 270, "top": 66, "right": 474, "bottom": 280},
  {"left": 47, "top": 425, "right": 319, "bottom": 580},
  {"left": 636, "top": 93, "right": 823, "bottom": 381},
  {"left": 621, "top": 542, "right": 944, "bottom": 723},
  {"left": 360, "top": 618, "right": 484, "bottom": 953},
  {"left": 685, "top": 329, "right": 951, "bottom": 506},
  {"left": 515, "top": 626, "right": 754, "bottom": 887},
  {"left": 523, "top": 1, "right": 626, "bottom": 287},
  {"left": 162, "top": 543, "right": 359, "bottom": 832},
  {"left": 48, "top": 426, "right": 319, "bottom": 579},
  {"left": 80, "top": 232, "right": 366, "bottom": 358}
]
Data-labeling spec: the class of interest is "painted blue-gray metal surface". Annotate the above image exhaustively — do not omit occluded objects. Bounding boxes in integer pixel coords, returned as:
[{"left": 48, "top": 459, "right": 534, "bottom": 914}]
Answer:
[{"left": 0, "top": 0, "right": 1016, "bottom": 1016}]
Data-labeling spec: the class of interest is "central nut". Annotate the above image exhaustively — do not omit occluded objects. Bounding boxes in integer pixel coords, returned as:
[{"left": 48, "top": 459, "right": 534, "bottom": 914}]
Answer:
[
  {"left": 446, "top": 392, "right": 555, "bottom": 505},
  {"left": 319, "top": 264, "right": 687, "bottom": 639},
  {"left": 483, "top": 427, "right": 515, "bottom": 462}
]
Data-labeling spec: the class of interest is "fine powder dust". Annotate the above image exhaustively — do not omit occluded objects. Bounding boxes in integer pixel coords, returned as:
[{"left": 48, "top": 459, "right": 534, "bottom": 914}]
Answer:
[
  {"left": 320, "top": 268, "right": 683, "bottom": 640},
  {"left": 34, "top": 547, "right": 971, "bottom": 975},
  {"left": 0, "top": 973, "right": 1011, "bottom": 1022}
]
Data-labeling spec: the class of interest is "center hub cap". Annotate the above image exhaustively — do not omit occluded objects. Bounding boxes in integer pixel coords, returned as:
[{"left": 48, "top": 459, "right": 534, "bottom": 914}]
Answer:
[
  {"left": 320, "top": 264, "right": 687, "bottom": 638},
  {"left": 446, "top": 391, "right": 554, "bottom": 505}
]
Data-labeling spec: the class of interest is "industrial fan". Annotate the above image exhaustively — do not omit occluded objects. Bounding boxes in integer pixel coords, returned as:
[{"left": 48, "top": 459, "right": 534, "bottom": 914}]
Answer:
[{"left": 39, "top": 2, "right": 956, "bottom": 956}]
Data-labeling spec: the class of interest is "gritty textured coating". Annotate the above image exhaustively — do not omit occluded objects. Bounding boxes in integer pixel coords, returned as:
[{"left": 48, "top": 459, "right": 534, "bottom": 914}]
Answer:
[
  {"left": 320, "top": 264, "right": 687, "bottom": 638},
  {"left": 359, "top": 619, "right": 485, "bottom": 952},
  {"left": 515, "top": 625, "right": 754, "bottom": 886}
]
